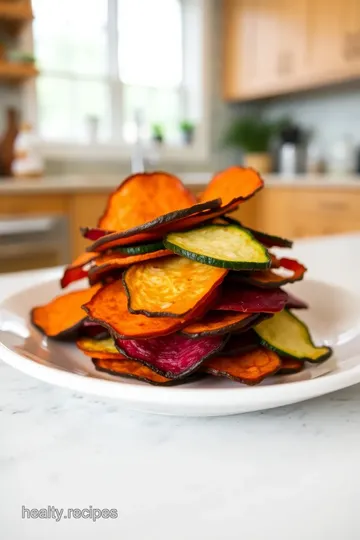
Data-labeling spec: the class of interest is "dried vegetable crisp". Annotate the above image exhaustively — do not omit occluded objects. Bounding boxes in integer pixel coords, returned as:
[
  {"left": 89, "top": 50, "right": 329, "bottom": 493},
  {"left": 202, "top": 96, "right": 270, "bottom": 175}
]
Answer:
[{"left": 30, "top": 167, "right": 331, "bottom": 386}]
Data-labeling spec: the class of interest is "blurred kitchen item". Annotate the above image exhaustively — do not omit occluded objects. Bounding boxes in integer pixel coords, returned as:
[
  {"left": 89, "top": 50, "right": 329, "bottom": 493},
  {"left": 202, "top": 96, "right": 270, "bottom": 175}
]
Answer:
[
  {"left": 0, "top": 42, "right": 6, "bottom": 61},
  {"left": 85, "top": 115, "right": 99, "bottom": 144},
  {"left": 222, "top": 115, "right": 283, "bottom": 174},
  {"left": 11, "top": 122, "right": 44, "bottom": 178},
  {"left": 0, "top": 214, "right": 69, "bottom": 273},
  {"left": 306, "top": 140, "right": 324, "bottom": 174},
  {"left": 179, "top": 120, "right": 195, "bottom": 145},
  {"left": 131, "top": 109, "right": 145, "bottom": 173},
  {"left": 0, "top": 107, "right": 19, "bottom": 176},
  {"left": 355, "top": 148, "right": 360, "bottom": 175},
  {"left": 7, "top": 50, "right": 35, "bottom": 64},
  {"left": 151, "top": 123, "right": 164, "bottom": 144},
  {"left": 243, "top": 152, "right": 272, "bottom": 173},
  {"left": 328, "top": 135, "right": 355, "bottom": 174},
  {"left": 278, "top": 123, "right": 304, "bottom": 176}
]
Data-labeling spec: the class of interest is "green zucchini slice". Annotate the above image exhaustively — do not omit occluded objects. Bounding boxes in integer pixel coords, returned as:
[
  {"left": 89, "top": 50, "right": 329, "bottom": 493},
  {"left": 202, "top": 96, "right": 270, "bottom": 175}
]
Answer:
[
  {"left": 254, "top": 310, "right": 332, "bottom": 363},
  {"left": 164, "top": 224, "right": 270, "bottom": 270},
  {"left": 112, "top": 241, "right": 164, "bottom": 255},
  {"left": 223, "top": 216, "right": 293, "bottom": 248}
]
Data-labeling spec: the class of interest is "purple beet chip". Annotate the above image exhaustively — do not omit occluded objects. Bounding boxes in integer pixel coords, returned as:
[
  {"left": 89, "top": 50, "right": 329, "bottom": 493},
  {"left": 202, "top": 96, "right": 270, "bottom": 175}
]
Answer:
[
  {"left": 116, "top": 333, "right": 224, "bottom": 379},
  {"left": 215, "top": 285, "right": 288, "bottom": 313},
  {"left": 82, "top": 319, "right": 109, "bottom": 340},
  {"left": 286, "top": 292, "right": 309, "bottom": 310}
]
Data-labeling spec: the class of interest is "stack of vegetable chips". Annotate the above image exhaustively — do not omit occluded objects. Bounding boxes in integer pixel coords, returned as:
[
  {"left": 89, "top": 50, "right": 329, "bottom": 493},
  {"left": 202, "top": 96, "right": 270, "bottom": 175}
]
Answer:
[{"left": 31, "top": 168, "right": 331, "bottom": 386}]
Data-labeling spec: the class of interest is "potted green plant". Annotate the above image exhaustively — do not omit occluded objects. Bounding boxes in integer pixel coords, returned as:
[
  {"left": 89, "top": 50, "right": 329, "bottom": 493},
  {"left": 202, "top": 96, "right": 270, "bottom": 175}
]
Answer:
[
  {"left": 179, "top": 120, "right": 195, "bottom": 145},
  {"left": 222, "top": 116, "right": 283, "bottom": 173},
  {"left": 7, "top": 51, "right": 36, "bottom": 64},
  {"left": 151, "top": 123, "right": 165, "bottom": 144}
]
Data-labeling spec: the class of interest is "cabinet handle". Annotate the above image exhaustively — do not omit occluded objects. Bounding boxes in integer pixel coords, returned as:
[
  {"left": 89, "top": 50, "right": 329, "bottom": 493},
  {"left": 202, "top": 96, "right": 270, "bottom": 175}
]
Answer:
[
  {"left": 343, "top": 33, "right": 358, "bottom": 60},
  {"left": 354, "top": 31, "right": 360, "bottom": 58},
  {"left": 343, "top": 34, "right": 350, "bottom": 59},
  {"left": 277, "top": 52, "right": 292, "bottom": 75},
  {"left": 318, "top": 201, "right": 349, "bottom": 211}
]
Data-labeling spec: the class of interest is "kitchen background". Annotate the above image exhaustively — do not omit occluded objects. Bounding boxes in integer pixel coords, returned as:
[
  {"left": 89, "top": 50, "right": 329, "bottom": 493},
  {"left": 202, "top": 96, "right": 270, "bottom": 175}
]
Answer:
[{"left": 1, "top": 0, "right": 360, "bottom": 273}]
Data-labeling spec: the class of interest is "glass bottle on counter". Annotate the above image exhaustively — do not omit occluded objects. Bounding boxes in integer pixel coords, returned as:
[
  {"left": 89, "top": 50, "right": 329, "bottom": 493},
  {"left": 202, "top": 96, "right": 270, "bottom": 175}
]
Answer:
[
  {"left": 328, "top": 135, "right": 355, "bottom": 175},
  {"left": 278, "top": 124, "right": 304, "bottom": 177}
]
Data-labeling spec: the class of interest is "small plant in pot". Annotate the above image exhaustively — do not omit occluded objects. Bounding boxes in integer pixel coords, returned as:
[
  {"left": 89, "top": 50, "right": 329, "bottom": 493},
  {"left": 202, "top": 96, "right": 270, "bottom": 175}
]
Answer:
[
  {"left": 179, "top": 120, "right": 195, "bottom": 145},
  {"left": 222, "top": 116, "right": 282, "bottom": 174},
  {"left": 151, "top": 123, "right": 165, "bottom": 144}
]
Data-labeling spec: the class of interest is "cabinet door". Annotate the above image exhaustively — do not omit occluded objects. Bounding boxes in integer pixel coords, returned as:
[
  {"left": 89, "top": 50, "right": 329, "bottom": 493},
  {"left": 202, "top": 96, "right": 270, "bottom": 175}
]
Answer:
[
  {"left": 254, "top": 0, "right": 307, "bottom": 91},
  {"left": 277, "top": 0, "right": 308, "bottom": 83},
  {"left": 307, "top": 0, "right": 360, "bottom": 81},
  {"left": 223, "top": 0, "right": 259, "bottom": 98},
  {"left": 252, "top": 0, "right": 280, "bottom": 90},
  {"left": 254, "top": 188, "right": 360, "bottom": 240},
  {"left": 69, "top": 193, "right": 110, "bottom": 258},
  {"left": 344, "top": 0, "right": 360, "bottom": 69},
  {"left": 223, "top": 0, "right": 308, "bottom": 99}
]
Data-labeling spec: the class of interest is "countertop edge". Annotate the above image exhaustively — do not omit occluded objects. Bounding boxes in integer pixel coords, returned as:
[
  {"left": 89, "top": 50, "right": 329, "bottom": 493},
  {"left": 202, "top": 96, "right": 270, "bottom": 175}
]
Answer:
[{"left": 1, "top": 173, "right": 360, "bottom": 194}]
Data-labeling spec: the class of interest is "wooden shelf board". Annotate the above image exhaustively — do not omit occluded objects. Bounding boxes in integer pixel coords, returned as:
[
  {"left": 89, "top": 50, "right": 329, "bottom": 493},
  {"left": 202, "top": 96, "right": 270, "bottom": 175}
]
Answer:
[
  {"left": 0, "top": 61, "right": 38, "bottom": 80},
  {"left": 0, "top": 2, "right": 33, "bottom": 21}
]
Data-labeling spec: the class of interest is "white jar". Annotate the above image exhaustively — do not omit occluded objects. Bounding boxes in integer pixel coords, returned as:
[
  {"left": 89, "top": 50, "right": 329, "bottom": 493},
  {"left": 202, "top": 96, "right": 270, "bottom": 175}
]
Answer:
[
  {"left": 11, "top": 123, "right": 44, "bottom": 178},
  {"left": 279, "top": 143, "right": 297, "bottom": 176}
]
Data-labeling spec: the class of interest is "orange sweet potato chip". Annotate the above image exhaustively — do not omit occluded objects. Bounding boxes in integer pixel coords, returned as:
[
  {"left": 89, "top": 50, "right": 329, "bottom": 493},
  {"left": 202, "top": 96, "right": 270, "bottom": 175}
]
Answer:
[
  {"left": 31, "top": 284, "right": 101, "bottom": 339},
  {"left": 88, "top": 249, "right": 172, "bottom": 285},
  {"left": 240, "top": 258, "right": 307, "bottom": 288},
  {"left": 204, "top": 347, "right": 281, "bottom": 385},
  {"left": 98, "top": 172, "right": 196, "bottom": 231},
  {"left": 123, "top": 256, "right": 227, "bottom": 318},
  {"left": 93, "top": 357, "right": 174, "bottom": 385},
  {"left": 278, "top": 358, "right": 304, "bottom": 374},
  {"left": 84, "top": 199, "right": 221, "bottom": 251},
  {"left": 60, "top": 252, "right": 98, "bottom": 288},
  {"left": 181, "top": 311, "right": 258, "bottom": 338},
  {"left": 270, "top": 254, "right": 281, "bottom": 268},
  {"left": 83, "top": 280, "right": 199, "bottom": 339},
  {"left": 200, "top": 166, "right": 264, "bottom": 208}
]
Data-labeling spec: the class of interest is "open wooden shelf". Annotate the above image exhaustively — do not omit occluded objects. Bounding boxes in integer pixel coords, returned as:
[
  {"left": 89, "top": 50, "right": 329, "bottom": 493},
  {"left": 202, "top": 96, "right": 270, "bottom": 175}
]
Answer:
[
  {"left": 0, "top": 1, "right": 33, "bottom": 21},
  {"left": 0, "top": 61, "right": 38, "bottom": 80}
]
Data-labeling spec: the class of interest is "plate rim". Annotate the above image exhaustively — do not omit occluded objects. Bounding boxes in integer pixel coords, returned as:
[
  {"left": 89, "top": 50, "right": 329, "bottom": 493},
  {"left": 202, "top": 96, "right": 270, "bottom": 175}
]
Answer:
[{"left": 1, "top": 277, "right": 360, "bottom": 414}]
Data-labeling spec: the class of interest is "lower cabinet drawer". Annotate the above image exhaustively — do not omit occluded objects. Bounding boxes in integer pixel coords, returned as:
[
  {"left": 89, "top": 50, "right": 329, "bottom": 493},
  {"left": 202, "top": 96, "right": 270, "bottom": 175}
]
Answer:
[
  {"left": 290, "top": 191, "right": 360, "bottom": 238},
  {"left": 255, "top": 189, "right": 360, "bottom": 239}
]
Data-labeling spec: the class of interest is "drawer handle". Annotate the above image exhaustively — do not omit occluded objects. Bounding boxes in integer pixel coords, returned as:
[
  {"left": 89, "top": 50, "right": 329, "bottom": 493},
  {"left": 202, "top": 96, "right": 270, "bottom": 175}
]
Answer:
[
  {"left": 0, "top": 216, "right": 59, "bottom": 236},
  {"left": 318, "top": 201, "right": 349, "bottom": 211},
  {"left": 343, "top": 32, "right": 360, "bottom": 60},
  {"left": 277, "top": 51, "right": 292, "bottom": 75}
]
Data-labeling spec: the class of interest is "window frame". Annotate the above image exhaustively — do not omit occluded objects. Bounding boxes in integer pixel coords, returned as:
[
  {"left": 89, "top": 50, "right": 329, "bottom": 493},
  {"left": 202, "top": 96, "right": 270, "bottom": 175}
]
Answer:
[{"left": 22, "top": 0, "right": 211, "bottom": 163}]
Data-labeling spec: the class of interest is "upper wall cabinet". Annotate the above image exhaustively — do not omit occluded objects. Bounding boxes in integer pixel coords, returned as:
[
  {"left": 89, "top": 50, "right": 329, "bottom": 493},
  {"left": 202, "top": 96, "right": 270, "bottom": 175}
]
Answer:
[
  {"left": 223, "top": 0, "right": 360, "bottom": 100},
  {"left": 307, "top": 0, "right": 360, "bottom": 84}
]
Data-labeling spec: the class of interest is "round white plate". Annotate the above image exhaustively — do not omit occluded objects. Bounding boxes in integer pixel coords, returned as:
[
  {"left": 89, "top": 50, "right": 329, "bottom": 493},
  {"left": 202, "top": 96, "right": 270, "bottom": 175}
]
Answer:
[{"left": 0, "top": 278, "right": 359, "bottom": 416}]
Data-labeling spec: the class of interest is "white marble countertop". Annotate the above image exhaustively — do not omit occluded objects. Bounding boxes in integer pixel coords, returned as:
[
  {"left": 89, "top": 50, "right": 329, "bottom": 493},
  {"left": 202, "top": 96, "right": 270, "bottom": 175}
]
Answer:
[
  {"left": 1, "top": 233, "right": 360, "bottom": 539},
  {"left": 1, "top": 173, "right": 360, "bottom": 194}
]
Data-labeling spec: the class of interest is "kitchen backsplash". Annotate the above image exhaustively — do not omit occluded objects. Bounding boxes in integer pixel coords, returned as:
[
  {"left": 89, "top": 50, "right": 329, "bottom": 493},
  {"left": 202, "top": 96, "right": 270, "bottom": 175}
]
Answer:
[{"left": 261, "top": 84, "right": 360, "bottom": 163}]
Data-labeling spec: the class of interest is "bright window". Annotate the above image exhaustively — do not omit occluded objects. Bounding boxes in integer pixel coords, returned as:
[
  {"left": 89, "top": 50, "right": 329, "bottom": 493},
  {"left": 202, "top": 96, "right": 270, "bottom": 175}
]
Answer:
[{"left": 31, "top": 0, "right": 205, "bottom": 151}]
